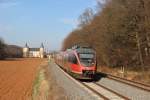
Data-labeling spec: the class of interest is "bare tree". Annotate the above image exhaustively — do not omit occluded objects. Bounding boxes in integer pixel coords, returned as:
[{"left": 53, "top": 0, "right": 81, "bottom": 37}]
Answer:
[
  {"left": 62, "top": 0, "right": 150, "bottom": 69},
  {"left": 78, "top": 8, "right": 94, "bottom": 28}
]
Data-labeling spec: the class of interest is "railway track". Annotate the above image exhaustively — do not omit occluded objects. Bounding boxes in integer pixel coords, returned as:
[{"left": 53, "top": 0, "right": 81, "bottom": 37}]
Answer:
[
  {"left": 81, "top": 82, "right": 129, "bottom": 100},
  {"left": 56, "top": 63, "right": 130, "bottom": 100},
  {"left": 55, "top": 62, "right": 150, "bottom": 99},
  {"left": 104, "top": 73, "right": 150, "bottom": 92}
]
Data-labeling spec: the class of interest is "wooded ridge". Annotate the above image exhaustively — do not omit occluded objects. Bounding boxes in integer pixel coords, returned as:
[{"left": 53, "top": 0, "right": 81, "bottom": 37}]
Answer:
[{"left": 62, "top": 0, "right": 150, "bottom": 70}]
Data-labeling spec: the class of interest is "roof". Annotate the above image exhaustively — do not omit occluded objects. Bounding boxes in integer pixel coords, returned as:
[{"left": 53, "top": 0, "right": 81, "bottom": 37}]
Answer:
[
  {"left": 29, "top": 48, "right": 40, "bottom": 51},
  {"left": 25, "top": 43, "right": 29, "bottom": 48},
  {"left": 41, "top": 43, "right": 44, "bottom": 48}
]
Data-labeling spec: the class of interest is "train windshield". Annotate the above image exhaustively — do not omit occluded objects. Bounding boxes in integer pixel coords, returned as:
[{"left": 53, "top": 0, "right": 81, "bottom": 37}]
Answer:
[{"left": 79, "top": 53, "right": 95, "bottom": 67}]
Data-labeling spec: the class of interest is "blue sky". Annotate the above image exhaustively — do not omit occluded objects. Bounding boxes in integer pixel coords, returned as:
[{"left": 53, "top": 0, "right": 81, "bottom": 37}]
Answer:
[{"left": 0, "top": 0, "right": 99, "bottom": 51}]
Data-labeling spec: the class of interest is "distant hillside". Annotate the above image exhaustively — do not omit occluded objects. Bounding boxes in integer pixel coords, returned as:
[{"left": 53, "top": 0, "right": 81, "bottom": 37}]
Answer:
[{"left": 5, "top": 45, "right": 23, "bottom": 58}]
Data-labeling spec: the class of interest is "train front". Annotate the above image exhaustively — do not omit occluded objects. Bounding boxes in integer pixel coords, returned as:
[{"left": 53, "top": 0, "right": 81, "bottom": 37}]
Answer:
[{"left": 76, "top": 47, "right": 97, "bottom": 79}]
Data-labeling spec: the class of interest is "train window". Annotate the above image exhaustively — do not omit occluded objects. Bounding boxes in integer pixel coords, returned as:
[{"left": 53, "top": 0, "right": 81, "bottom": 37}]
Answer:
[
  {"left": 69, "top": 54, "right": 78, "bottom": 64},
  {"left": 72, "top": 55, "right": 77, "bottom": 64},
  {"left": 79, "top": 53, "right": 95, "bottom": 67},
  {"left": 79, "top": 53, "right": 94, "bottom": 59}
]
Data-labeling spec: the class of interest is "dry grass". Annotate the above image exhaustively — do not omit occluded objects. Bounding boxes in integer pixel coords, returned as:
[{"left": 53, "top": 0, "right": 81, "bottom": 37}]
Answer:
[
  {"left": 32, "top": 61, "right": 67, "bottom": 100},
  {"left": 32, "top": 68, "right": 49, "bottom": 100},
  {"left": 98, "top": 66, "right": 150, "bottom": 84}
]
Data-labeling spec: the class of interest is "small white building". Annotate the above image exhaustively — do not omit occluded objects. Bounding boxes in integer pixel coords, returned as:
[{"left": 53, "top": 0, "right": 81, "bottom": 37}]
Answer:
[{"left": 23, "top": 43, "right": 44, "bottom": 58}]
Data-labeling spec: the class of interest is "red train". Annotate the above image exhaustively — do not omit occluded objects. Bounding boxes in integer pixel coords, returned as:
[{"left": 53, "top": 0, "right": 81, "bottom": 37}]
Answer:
[{"left": 54, "top": 45, "right": 97, "bottom": 79}]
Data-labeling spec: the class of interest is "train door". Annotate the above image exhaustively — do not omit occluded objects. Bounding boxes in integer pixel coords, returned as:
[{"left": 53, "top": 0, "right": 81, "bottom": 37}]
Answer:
[{"left": 69, "top": 53, "right": 80, "bottom": 73}]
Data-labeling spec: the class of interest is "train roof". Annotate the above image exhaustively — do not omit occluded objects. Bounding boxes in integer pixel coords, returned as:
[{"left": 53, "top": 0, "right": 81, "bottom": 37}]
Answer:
[
  {"left": 76, "top": 47, "right": 95, "bottom": 53},
  {"left": 71, "top": 44, "right": 92, "bottom": 49},
  {"left": 65, "top": 44, "right": 95, "bottom": 54}
]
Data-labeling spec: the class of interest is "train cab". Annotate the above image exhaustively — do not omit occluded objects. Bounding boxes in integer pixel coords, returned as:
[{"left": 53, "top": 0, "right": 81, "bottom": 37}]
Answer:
[{"left": 68, "top": 46, "right": 97, "bottom": 79}]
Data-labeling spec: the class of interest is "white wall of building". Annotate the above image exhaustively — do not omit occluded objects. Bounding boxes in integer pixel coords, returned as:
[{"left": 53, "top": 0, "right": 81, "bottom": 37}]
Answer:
[{"left": 23, "top": 44, "right": 45, "bottom": 58}]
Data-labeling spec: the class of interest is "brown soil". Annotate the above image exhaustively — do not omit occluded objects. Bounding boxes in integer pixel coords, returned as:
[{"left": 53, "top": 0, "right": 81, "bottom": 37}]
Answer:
[{"left": 0, "top": 58, "right": 45, "bottom": 100}]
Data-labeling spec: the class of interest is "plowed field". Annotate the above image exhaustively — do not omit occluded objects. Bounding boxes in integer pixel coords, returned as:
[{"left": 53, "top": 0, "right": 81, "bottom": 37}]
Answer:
[{"left": 0, "top": 58, "right": 45, "bottom": 100}]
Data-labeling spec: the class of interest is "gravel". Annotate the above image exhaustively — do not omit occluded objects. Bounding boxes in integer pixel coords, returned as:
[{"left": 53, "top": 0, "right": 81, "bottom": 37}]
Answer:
[
  {"left": 96, "top": 77, "right": 150, "bottom": 100},
  {"left": 48, "top": 61, "right": 101, "bottom": 100},
  {"left": 48, "top": 60, "right": 150, "bottom": 100}
]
